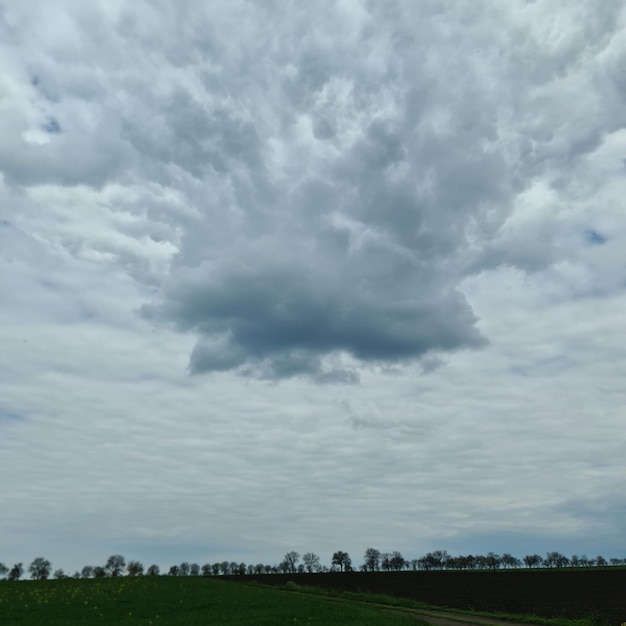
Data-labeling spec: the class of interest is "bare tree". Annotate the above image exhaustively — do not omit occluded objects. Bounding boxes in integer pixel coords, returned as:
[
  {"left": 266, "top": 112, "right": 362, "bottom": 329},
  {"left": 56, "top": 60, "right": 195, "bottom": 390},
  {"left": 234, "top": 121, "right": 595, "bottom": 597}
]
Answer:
[
  {"left": 302, "top": 553, "right": 320, "bottom": 573},
  {"left": 420, "top": 551, "right": 448, "bottom": 570},
  {"left": 0, "top": 563, "right": 8, "bottom": 578},
  {"left": 201, "top": 564, "right": 212, "bottom": 576},
  {"left": 283, "top": 552, "right": 300, "bottom": 574},
  {"left": 389, "top": 551, "right": 405, "bottom": 571},
  {"left": 380, "top": 553, "right": 391, "bottom": 571},
  {"left": 53, "top": 569, "right": 66, "bottom": 579},
  {"left": 462, "top": 555, "right": 477, "bottom": 570},
  {"left": 331, "top": 551, "right": 351, "bottom": 572},
  {"left": 501, "top": 553, "right": 521, "bottom": 569},
  {"left": 544, "top": 552, "right": 569, "bottom": 568},
  {"left": 433, "top": 550, "right": 450, "bottom": 569},
  {"left": 168, "top": 565, "right": 180, "bottom": 576},
  {"left": 146, "top": 564, "right": 160, "bottom": 576},
  {"left": 523, "top": 554, "right": 543, "bottom": 568},
  {"left": 485, "top": 552, "right": 502, "bottom": 570},
  {"left": 127, "top": 561, "right": 144, "bottom": 576},
  {"left": 81, "top": 566, "right": 94, "bottom": 579},
  {"left": 93, "top": 566, "right": 106, "bottom": 578},
  {"left": 105, "top": 555, "right": 126, "bottom": 577},
  {"left": 363, "top": 548, "right": 381, "bottom": 572},
  {"left": 190, "top": 563, "right": 200, "bottom": 576},
  {"left": 8, "top": 563, "right": 23, "bottom": 581},
  {"left": 29, "top": 557, "right": 52, "bottom": 580}
]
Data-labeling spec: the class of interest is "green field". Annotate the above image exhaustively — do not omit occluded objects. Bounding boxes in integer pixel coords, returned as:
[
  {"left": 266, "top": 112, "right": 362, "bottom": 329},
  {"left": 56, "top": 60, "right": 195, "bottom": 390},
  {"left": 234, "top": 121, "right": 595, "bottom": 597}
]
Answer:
[{"left": 0, "top": 577, "right": 427, "bottom": 625}]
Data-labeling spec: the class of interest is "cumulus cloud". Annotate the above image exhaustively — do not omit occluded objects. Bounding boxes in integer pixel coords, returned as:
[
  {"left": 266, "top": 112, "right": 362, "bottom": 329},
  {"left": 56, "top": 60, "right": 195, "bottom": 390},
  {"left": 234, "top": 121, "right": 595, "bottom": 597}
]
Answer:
[
  {"left": 135, "top": 1, "right": 625, "bottom": 381},
  {"left": 132, "top": 4, "right": 508, "bottom": 379}
]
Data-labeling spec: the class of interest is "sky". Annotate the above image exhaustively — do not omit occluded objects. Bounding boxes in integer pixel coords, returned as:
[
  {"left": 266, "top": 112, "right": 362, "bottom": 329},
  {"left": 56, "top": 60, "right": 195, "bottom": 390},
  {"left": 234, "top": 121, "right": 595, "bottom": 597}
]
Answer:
[{"left": 1, "top": 0, "right": 625, "bottom": 575}]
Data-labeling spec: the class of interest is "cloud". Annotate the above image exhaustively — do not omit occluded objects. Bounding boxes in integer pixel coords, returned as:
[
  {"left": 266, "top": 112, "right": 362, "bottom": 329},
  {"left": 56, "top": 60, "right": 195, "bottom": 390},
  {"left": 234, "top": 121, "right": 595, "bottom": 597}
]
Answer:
[
  {"left": 4, "top": 1, "right": 625, "bottom": 382},
  {"left": 135, "top": 1, "right": 626, "bottom": 381},
  {"left": 137, "top": 3, "right": 527, "bottom": 380}
]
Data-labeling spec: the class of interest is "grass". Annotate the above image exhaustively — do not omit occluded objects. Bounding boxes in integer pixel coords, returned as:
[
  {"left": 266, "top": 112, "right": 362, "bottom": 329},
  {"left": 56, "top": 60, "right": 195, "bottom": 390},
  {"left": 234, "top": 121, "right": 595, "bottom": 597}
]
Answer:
[{"left": 0, "top": 576, "right": 428, "bottom": 625}]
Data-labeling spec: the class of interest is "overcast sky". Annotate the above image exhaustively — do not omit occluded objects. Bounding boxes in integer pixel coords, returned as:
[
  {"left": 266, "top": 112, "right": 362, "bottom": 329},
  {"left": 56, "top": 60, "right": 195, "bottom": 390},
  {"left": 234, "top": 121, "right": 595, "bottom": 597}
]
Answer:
[{"left": 1, "top": 0, "right": 625, "bottom": 574}]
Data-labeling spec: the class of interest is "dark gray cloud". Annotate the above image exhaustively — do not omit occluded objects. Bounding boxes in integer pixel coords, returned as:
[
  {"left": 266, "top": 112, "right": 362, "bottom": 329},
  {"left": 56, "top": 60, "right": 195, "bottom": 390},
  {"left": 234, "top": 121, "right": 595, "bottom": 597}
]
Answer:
[{"left": 139, "top": 3, "right": 533, "bottom": 380}]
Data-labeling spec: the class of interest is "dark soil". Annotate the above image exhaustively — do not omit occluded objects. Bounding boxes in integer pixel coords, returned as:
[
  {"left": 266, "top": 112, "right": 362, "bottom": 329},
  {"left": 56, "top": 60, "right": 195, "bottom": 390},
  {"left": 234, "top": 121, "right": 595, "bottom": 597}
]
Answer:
[{"left": 234, "top": 569, "right": 626, "bottom": 625}]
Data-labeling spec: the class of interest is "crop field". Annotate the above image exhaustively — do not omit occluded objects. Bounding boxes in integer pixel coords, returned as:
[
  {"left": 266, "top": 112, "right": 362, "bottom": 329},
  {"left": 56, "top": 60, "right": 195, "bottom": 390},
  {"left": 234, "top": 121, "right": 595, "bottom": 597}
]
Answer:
[
  {"left": 241, "top": 569, "right": 626, "bottom": 626},
  {"left": 0, "top": 576, "right": 428, "bottom": 626}
]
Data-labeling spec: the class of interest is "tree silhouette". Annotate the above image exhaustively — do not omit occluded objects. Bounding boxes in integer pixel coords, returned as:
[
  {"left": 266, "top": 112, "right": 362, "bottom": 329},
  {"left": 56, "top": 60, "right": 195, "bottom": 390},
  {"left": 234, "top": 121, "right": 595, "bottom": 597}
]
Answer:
[
  {"left": 523, "top": 554, "right": 543, "bottom": 568},
  {"left": 105, "top": 555, "right": 126, "bottom": 577},
  {"left": 501, "top": 553, "right": 521, "bottom": 568},
  {"left": 389, "top": 551, "right": 405, "bottom": 571},
  {"left": 29, "top": 557, "right": 52, "bottom": 580},
  {"left": 302, "top": 553, "right": 320, "bottom": 573},
  {"left": 331, "top": 551, "right": 351, "bottom": 572},
  {"left": 544, "top": 552, "right": 569, "bottom": 568},
  {"left": 8, "top": 563, "right": 23, "bottom": 581},
  {"left": 282, "top": 552, "right": 300, "bottom": 573},
  {"left": 363, "top": 548, "right": 381, "bottom": 572},
  {"left": 127, "top": 560, "right": 144, "bottom": 576}
]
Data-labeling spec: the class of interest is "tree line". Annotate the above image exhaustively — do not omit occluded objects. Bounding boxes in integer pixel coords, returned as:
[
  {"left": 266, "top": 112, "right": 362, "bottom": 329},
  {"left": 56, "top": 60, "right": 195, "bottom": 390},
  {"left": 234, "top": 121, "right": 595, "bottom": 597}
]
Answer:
[
  {"left": 359, "top": 549, "right": 624, "bottom": 572},
  {"left": 1, "top": 549, "right": 624, "bottom": 581}
]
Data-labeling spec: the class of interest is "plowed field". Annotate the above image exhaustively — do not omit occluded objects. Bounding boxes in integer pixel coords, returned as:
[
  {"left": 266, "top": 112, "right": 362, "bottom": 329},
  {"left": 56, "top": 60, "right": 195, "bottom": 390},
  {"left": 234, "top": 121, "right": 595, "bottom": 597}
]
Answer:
[{"left": 240, "top": 569, "right": 626, "bottom": 625}]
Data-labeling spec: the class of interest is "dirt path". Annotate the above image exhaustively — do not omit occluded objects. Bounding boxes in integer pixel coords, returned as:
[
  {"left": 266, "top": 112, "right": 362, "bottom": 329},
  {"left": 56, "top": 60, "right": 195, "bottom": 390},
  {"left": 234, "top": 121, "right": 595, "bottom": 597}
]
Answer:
[
  {"left": 284, "top": 586, "right": 548, "bottom": 626},
  {"left": 383, "top": 606, "right": 543, "bottom": 626}
]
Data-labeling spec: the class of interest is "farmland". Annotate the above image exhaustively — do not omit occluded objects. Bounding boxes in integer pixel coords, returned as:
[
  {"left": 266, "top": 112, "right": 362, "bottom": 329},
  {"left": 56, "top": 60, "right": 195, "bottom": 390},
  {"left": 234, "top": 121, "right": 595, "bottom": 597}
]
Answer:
[
  {"left": 0, "top": 576, "right": 427, "bottom": 626},
  {"left": 239, "top": 569, "right": 626, "bottom": 626},
  {"left": 1, "top": 569, "right": 623, "bottom": 625}
]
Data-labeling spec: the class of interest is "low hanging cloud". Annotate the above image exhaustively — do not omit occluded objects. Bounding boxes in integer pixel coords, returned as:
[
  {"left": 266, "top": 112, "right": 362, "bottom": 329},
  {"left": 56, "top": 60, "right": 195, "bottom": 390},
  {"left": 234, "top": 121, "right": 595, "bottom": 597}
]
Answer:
[{"left": 147, "top": 247, "right": 486, "bottom": 382}]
